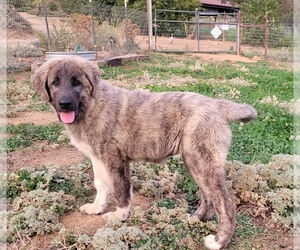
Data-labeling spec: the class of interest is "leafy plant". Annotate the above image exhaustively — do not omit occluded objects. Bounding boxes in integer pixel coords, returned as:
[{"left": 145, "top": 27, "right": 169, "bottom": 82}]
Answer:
[
  {"left": 7, "top": 168, "right": 47, "bottom": 200},
  {"left": 131, "top": 161, "right": 180, "bottom": 198},
  {"left": 226, "top": 154, "right": 293, "bottom": 227},
  {"left": 7, "top": 189, "right": 75, "bottom": 242}
]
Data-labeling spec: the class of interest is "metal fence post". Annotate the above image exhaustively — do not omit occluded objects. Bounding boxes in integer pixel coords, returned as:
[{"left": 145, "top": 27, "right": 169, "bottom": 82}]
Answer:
[
  {"left": 195, "top": 8, "right": 199, "bottom": 52},
  {"left": 154, "top": 9, "right": 157, "bottom": 52},
  {"left": 222, "top": 12, "right": 226, "bottom": 42},
  {"left": 125, "top": 0, "right": 128, "bottom": 51},
  {"left": 41, "top": 0, "right": 52, "bottom": 51},
  {"left": 264, "top": 11, "right": 269, "bottom": 59},
  {"left": 147, "top": 0, "right": 153, "bottom": 51},
  {"left": 89, "top": 0, "right": 97, "bottom": 58},
  {"left": 237, "top": 10, "right": 241, "bottom": 55}
]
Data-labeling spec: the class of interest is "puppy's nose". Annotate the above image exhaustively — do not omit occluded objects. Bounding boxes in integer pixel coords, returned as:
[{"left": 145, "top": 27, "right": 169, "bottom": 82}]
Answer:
[{"left": 59, "top": 96, "right": 73, "bottom": 110}]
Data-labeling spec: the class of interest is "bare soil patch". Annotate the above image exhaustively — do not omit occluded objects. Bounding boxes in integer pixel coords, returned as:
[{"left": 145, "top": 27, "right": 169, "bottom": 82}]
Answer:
[
  {"left": 7, "top": 141, "right": 85, "bottom": 172},
  {"left": 193, "top": 52, "right": 260, "bottom": 63},
  {"left": 62, "top": 192, "right": 153, "bottom": 236},
  {"left": 6, "top": 111, "right": 57, "bottom": 126}
]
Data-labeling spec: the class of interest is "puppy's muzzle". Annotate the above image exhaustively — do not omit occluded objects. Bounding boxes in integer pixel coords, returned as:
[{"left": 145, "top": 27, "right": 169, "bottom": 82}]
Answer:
[{"left": 59, "top": 96, "right": 76, "bottom": 111}]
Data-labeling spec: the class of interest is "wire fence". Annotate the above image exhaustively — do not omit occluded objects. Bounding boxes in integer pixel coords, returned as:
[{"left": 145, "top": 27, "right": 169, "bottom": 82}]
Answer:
[
  {"left": 153, "top": 9, "right": 293, "bottom": 61},
  {"left": 154, "top": 9, "right": 239, "bottom": 54},
  {"left": 240, "top": 20, "right": 293, "bottom": 60},
  {"left": 5, "top": 0, "right": 294, "bottom": 72}
]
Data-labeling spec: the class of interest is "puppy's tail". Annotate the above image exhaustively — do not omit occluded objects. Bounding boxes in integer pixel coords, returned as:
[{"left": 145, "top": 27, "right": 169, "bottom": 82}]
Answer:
[{"left": 218, "top": 99, "right": 257, "bottom": 123}]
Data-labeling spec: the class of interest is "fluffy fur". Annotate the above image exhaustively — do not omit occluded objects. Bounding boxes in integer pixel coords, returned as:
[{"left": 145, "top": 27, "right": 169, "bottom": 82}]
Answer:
[{"left": 32, "top": 56, "right": 257, "bottom": 249}]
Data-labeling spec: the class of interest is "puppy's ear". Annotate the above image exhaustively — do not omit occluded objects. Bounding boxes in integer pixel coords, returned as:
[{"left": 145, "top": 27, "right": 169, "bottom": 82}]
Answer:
[
  {"left": 83, "top": 61, "right": 101, "bottom": 98},
  {"left": 31, "top": 63, "right": 51, "bottom": 103}
]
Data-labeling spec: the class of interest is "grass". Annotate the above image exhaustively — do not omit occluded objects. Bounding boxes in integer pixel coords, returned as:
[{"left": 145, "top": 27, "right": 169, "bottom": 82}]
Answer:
[
  {"left": 6, "top": 53, "right": 293, "bottom": 249},
  {"left": 6, "top": 123, "right": 64, "bottom": 152},
  {"left": 229, "top": 105, "right": 292, "bottom": 163}
]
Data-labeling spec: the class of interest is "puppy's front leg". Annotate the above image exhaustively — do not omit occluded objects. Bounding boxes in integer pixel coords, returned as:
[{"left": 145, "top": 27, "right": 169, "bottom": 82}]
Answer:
[
  {"left": 80, "top": 157, "right": 112, "bottom": 215},
  {"left": 102, "top": 160, "right": 132, "bottom": 221}
]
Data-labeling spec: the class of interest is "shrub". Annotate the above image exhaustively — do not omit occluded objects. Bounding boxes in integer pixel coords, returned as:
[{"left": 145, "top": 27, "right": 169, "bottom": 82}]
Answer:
[
  {"left": 7, "top": 189, "right": 75, "bottom": 242},
  {"left": 226, "top": 154, "right": 293, "bottom": 227},
  {"left": 91, "top": 225, "right": 148, "bottom": 249},
  {"left": 6, "top": 78, "right": 35, "bottom": 102},
  {"left": 131, "top": 161, "right": 180, "bottom": 198}
]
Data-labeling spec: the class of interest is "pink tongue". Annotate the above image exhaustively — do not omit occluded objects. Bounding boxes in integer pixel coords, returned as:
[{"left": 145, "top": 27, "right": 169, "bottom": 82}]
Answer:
[{"left": 60, "top": 111, "right": 75, "bottom": 124}]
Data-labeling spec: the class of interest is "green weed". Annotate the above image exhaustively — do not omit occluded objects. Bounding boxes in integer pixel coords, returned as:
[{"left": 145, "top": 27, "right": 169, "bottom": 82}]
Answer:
[
  {"left": 7, "top": 168, "right": 47, "bottom": 200},
  {"left": 7, "top": 163, "right": 93, "bottom": 202},
  {"left": 227, "top": 214, "right": 264, "bottom": 249},
  {"left": 6, "top": 123, "right": 64, "bottom": 152},
  {"left": 235, "top": 214, "right": 264, "bottom": 238},
  {"left": 167, "top": 157, "right": 199, "bottom": 213},
  {"left": 229, "top": 104, "right": 293, "bottom": 163}
]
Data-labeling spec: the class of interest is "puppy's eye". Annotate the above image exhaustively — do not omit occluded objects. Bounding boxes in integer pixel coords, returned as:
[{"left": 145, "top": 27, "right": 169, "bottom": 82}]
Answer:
[
  {"left": 72, "top": 79, "right": 82, "bottom": 87},
  {"left": 52, "top": 79, "right": 59, "bottom": 86}
]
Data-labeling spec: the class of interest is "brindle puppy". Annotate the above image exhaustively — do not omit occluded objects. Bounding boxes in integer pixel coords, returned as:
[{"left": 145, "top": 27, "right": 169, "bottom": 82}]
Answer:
[{"left": 32, "top": 56, "right": 257, "bottom": 250}]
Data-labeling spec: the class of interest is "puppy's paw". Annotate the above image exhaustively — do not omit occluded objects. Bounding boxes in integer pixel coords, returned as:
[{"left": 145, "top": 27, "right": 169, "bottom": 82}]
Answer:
[
  {"left": 102, "top": 207, "right": 130, "bottom": 221},
  {"left": 193, "top": 206, "right": 215, "bottom": 221},
  {"left": 204, "top": 235, "right": 222, "bottom": 250},
  {"left": 79, "top": 203, "right": 105, "bottom": 215}
]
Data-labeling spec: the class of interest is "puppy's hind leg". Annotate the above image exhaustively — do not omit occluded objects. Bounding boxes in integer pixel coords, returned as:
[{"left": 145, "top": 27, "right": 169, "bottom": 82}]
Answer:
[
  {"left": 102, "top": 159, "right": 132, "bottom": 221},
  {"left": 80, "top": 157, "right": 112, "bottom": 215},
  {"left": 183, "top": 153, "right": 236, "bottom": 250}
]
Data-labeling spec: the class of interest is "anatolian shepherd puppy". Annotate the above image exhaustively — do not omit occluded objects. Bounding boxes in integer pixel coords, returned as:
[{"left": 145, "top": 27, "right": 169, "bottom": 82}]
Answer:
[{"left": 32, "top": 56, "right": 257, "bottom": 250}]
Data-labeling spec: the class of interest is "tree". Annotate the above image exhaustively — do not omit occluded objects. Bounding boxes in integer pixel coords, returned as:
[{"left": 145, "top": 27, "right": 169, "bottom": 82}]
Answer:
[
  {"left": 279, "top": 0, "right": 293, "bottom": 24},
  {"left": 229, "top": 0, "right": 293, "bottom": 24},
  {"left": 241, "top": 0, "right": 281, "bottom": 24}
]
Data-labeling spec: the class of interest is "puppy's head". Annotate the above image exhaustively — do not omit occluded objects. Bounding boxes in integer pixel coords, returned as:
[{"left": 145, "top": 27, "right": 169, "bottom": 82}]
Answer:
[{"left": 31, "top": 56, "right": 100, "bottom": 124}]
